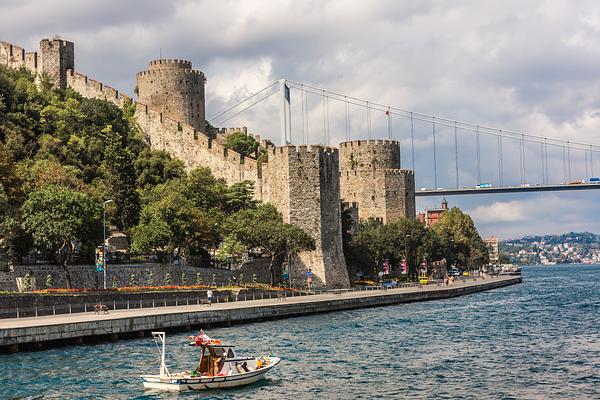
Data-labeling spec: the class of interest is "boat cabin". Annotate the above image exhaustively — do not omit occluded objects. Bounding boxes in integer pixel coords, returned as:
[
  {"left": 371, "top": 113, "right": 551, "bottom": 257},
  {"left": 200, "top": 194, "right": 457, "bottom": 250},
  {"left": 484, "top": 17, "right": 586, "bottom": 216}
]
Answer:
[{"left": 195, "top": 344, "right": 256, "bottom": 377}]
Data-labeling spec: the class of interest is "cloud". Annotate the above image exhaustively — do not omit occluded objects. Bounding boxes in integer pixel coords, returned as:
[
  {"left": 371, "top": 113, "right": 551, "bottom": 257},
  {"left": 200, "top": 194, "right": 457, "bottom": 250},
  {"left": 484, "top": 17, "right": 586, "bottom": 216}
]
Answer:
[{"left": 1, "top": 0, "right": 600, "bottom": 239}]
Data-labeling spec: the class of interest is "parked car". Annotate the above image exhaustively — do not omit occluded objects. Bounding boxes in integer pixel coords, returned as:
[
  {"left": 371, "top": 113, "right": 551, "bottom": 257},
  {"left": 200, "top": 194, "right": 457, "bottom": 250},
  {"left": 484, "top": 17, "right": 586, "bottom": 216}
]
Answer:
[
  {"left": 448, "top": 267, "right": 460, "bottom": 277},
  {"left": 383, "top": 280, "right": 398, "bottom": 289}
]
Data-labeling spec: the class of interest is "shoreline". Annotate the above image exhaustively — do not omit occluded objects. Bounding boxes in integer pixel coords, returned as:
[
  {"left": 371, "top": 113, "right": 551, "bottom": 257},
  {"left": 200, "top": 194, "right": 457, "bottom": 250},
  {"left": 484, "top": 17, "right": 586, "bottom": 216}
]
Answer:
[{"left": 0, "top": 275, "right": 521, "bottom": 353}]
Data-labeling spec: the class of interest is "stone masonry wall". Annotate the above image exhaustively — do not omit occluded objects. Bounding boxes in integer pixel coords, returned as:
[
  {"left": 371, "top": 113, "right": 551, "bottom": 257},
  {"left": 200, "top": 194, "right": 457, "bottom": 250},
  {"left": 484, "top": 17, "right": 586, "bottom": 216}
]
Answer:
[
  {"left": 339, "top": 140, "right": 416, "bottom": 223},
  {"left": 0, "top": 259, "right": 272, "bottom": 291}
]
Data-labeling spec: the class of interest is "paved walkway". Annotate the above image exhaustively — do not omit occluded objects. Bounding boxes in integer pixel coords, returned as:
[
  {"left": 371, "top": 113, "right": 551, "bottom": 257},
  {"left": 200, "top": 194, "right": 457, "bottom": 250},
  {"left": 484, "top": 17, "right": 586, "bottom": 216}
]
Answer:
[{"left": 0, "top": 275, "right": 515, "bottom": 330}]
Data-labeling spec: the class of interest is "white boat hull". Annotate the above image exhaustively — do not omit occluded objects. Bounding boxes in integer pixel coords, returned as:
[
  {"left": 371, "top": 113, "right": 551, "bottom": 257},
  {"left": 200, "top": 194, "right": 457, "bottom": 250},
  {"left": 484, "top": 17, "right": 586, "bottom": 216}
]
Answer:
[{"left": 142, "top": 357, "right": 280, "bottom": 392}]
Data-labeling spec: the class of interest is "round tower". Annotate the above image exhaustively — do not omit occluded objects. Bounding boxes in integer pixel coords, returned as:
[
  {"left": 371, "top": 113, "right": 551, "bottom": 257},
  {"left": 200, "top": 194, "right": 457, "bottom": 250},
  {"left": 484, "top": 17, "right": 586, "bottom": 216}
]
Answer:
[
  {"left": 136, "top": 59, "right": 206, "bottom": 132},
  {"left": 339, "top": 140, "right": 401, "bottom": 173}
]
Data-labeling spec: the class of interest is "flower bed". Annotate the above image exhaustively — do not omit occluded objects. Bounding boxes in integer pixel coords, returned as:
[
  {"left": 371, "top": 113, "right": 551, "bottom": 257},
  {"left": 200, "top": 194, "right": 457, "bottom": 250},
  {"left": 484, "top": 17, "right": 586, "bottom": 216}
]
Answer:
[{"left": 31, "top": 283, "right": 295, "bottom": 294}]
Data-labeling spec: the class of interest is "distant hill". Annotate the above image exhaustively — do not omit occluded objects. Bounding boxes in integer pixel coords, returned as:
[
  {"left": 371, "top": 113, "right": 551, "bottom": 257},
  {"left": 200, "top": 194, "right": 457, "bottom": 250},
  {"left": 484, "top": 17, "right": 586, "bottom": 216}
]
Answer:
[{"left": 500, "top": 232, "right": 600, "bottom": 265}]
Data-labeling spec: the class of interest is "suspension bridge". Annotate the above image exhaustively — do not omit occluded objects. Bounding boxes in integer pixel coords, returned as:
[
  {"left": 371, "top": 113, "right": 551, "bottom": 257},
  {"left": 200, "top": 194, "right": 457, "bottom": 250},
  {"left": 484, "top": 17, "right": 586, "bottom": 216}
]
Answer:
[{"left": 208, "top": 80, "right": 600, "bottom": 196}]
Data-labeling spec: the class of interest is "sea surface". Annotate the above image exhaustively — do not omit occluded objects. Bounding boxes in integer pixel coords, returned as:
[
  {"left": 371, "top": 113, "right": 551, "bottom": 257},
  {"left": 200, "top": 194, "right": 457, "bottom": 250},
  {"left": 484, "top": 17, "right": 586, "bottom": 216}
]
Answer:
[{"left": 1, "top": 265, "right": 599, "bottom": 399}]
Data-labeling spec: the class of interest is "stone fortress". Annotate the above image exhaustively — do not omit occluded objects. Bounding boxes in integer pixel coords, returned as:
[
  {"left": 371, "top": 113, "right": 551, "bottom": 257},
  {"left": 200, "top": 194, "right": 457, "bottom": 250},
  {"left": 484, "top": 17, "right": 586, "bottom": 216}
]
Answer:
[{"left": 0, "top": 38, "right": 416, "bottom": 288}]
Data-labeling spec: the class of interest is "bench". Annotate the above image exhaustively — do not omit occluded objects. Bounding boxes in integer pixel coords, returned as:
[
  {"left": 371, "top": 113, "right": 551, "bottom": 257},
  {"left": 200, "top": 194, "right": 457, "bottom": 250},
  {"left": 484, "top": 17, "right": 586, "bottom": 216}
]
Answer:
[{"left": 94, "top": 304, "right": 109, "bottom": 314}]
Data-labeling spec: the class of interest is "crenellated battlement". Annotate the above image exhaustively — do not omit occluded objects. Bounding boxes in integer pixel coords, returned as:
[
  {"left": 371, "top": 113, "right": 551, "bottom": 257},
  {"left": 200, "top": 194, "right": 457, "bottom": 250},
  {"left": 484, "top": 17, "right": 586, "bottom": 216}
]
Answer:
[
  {"left": 340, "top": 139, "right": 400, "bottom": 147},
  {"left": 148, "top": 59, "right": 192, "bottom": 69},
  {"left": 382, "top": 169, "right": 415, "bottom": 176},
  {"left": 136, "top": 68, "right": 205, "bottom": 78},
  {"left": 270, "top": 144, "right": 339, "bottom": 157},
  {"left": 67, "top": 71, "right": 132, "bottom": 106}
]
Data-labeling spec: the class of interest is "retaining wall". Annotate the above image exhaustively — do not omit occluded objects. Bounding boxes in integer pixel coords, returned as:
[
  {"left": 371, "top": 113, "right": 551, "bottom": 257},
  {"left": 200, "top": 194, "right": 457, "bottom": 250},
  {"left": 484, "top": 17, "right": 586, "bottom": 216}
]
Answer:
[
  {"left": 0, "top": 259, "right": 272, "bottom": 291},
  {"left": 0, "top": 276, "right": 521, "bottom": 351}
]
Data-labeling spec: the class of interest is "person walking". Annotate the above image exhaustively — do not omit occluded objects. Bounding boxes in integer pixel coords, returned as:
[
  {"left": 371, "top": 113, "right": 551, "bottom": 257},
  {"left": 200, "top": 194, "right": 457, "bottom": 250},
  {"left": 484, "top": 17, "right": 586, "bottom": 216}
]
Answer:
[{"left": 206, "top": 289, "right": 213, "bottom": 306}]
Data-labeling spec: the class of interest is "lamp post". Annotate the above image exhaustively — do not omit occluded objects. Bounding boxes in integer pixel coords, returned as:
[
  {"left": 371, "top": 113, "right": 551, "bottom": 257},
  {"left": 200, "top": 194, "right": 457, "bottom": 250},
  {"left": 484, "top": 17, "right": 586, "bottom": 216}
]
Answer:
[
  {"left": 103, "top": 200, "right": 113, "bottom": 289},
  {"left": 405, "top": 234, "right": 412, "bottom": 280}
]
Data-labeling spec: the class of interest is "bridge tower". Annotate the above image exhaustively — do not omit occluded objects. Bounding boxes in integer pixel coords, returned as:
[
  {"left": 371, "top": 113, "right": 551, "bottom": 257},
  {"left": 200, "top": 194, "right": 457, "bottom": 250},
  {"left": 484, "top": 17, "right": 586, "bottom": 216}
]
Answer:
[
  {"left": 339, "top": 140, "right": 416, "bottom": 223},
  {"left": 136, "top": 59, "right": 206, "bottom": 133}
]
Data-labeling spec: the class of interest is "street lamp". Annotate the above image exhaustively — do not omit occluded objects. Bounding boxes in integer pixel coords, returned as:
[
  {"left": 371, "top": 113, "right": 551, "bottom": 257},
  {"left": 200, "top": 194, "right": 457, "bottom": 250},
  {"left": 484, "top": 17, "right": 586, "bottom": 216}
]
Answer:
[
  {"left": 405, "top": 234, "right": 412, "bottom": 280},
  {"left": 103, "top": 199, "right": 113, "bottom": 289}
]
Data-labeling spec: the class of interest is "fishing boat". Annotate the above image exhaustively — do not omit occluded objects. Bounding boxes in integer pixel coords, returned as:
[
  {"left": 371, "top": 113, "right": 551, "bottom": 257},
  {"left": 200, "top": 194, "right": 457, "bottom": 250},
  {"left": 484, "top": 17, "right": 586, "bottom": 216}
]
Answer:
[{"left": 141, "top": 332, "right": 281, "bottom": 392}]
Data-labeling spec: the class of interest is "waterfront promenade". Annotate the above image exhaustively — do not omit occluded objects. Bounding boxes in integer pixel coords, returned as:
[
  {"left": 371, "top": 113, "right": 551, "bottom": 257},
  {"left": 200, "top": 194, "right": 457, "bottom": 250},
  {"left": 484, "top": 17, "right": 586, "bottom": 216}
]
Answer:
[{"left": 0, "top": 275, "right": 521, "bottom": 352}]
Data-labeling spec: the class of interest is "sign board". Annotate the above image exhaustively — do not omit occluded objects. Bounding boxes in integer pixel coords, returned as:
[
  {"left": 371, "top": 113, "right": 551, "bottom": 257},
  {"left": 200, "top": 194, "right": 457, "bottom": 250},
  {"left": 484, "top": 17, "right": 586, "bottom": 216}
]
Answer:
[{"left": 306, "top": 270, "right": 313, "bottom": 278}]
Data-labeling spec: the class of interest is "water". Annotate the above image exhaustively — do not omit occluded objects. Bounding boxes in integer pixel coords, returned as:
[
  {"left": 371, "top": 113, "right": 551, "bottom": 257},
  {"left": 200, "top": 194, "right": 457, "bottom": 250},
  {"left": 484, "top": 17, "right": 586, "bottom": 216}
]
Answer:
[{"left": 1, "top": 265, "right": 599, "bottom": 399}]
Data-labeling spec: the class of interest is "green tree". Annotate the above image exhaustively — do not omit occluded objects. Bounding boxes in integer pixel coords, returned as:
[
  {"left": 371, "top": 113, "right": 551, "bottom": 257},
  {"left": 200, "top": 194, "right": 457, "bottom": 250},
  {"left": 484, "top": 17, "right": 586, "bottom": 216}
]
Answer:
[
  {"left": 433, "top": 207, "right": 489, "bottom": 270},
  {"left": 20, "top": 185, "right": 101, "bottom": 288},
  {"left": 134, "top": 148, "right": 185, "bottom": 188},
  {"left": 134, "top": 180, "right": 215, "bottom": 259},
  {"left": 102, "top": 129, "right": 140, "bottom": 230},
  {"left": 224, "top": 204, "right": 315, "bottom": 285},
  {"left": 224, "top": 180, "right": 258, "bottom": 214},
  {"left": 223, "top": 131, "right": 260, "bottom": 158},
  {"left": 216, "top": 236, "right": 247, "bottom": 266},
  {"left": 185, "top": 167, "right": 227, "bottom": 211}
]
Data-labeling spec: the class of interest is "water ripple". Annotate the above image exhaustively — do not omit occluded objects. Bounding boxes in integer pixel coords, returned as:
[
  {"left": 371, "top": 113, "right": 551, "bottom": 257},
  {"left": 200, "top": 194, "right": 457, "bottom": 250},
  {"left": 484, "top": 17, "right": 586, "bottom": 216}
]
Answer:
[{"left": 1, "top": 265, "right": 599, "bottom": 399}]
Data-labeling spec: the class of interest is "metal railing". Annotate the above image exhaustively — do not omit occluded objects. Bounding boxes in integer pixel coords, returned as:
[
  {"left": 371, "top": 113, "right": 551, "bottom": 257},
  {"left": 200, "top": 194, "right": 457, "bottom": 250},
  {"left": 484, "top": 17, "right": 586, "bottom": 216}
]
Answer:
[{"left": 0, "top": 275, "right": 493, "bottom": 319}]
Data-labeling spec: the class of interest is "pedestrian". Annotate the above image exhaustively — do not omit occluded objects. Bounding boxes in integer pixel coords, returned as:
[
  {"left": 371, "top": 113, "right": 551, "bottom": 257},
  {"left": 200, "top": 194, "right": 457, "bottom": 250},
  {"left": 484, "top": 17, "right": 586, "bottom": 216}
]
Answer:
[{"left": 206, "top": 289, "right": 213, "bottom": 306}]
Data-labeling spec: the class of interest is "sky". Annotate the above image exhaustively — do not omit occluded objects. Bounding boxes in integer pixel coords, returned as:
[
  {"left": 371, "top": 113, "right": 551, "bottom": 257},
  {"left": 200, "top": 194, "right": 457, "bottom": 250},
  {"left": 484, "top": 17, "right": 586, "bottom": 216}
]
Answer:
[{"left": 2, "top": 0, "right": 600, "bottom": 239}]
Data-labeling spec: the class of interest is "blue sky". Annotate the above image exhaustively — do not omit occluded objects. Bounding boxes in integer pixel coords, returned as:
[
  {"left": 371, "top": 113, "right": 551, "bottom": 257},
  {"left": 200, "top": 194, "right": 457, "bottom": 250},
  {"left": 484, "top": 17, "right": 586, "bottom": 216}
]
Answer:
[{"left": 2, "top": 0, "right": 600, "bottom": 239}]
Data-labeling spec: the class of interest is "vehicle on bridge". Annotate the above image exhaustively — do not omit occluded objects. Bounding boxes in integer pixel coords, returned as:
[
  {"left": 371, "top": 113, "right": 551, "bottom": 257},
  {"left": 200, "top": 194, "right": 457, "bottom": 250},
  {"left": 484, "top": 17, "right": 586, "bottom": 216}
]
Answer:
[
  {"left": 569, "top": 180, "right": 586, "bottom": 185},
  {"left": 589, "top": 177, "right": 600, "bottom": 183},
  {"left": 476, "top": 183, "right": 492, "bottom": 189}
]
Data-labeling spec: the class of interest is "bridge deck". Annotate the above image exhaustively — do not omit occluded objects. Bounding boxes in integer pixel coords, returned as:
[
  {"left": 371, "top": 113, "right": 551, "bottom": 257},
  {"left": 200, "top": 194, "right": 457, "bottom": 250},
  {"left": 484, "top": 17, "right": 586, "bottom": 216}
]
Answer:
[{"left": 416, "top": 183, "right": 600, "bottom": 196}]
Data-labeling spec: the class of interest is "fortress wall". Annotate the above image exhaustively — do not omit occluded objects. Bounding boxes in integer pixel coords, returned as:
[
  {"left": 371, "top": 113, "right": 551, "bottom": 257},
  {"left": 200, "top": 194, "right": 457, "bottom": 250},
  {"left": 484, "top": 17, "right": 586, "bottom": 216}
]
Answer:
[
  {"left": 67, "top": 71, "right": 130, "bottom": 107},
  {"left": 66, "top": 69, "right": 264, "bottom": 197},
  {"left": 264, "top": 146, "right": 349, "bottom": 288},
  {"left": 0, "top": 42, "right": 37, "bottom": 72},
  {"left": 1, "top": 38, "right": 350, "bottom": 287}
]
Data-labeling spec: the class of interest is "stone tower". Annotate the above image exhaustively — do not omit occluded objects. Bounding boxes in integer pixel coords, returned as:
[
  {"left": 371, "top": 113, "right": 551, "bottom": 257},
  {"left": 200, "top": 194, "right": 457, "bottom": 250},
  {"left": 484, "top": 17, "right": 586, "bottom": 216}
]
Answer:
[
  {"left": 39, "top": 39, "right": 74, "bottom": 90},
  {"left": 339, "top": 140, "right": 416, "bottom": 223},
  {"left": 0, "top": 38, "right": 73, "bottom": 89},
  {"left": 263, "top": 145, "right": 350, "bottom": 288},
  {"left": 136, "top": 59, "right": 206, "bottom": 132}
]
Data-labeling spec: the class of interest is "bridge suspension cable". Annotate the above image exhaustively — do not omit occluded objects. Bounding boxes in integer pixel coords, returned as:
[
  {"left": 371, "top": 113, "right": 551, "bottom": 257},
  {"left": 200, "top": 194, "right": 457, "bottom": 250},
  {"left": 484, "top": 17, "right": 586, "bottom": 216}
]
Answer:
[{"left": 209, "top": 79, "right": 600, "bottom": 189}]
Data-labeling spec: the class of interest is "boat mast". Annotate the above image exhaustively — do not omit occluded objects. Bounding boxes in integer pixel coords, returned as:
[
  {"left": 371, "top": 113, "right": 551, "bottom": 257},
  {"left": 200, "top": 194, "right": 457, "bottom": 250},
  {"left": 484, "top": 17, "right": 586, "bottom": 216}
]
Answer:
[{"left": 152, "top": 331, "right": 169, "bottom": 377}]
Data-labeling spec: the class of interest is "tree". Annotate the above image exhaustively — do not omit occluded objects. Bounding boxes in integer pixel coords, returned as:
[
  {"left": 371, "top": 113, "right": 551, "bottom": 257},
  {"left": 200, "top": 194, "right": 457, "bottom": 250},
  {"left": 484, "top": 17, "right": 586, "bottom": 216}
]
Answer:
[
  {"left": 134, "top": 148, "right": 185, "bottom": 188},
  {"left": 216, "top": 236, "right": 247, "bottom": 266},
  {"left": 102, "top": 129, "right": 140, "bottom": 230},
  {"left": 223, "top": 131, "right": 260, "bottom": 158},
  {"left": 20, "top": 185, "right": 101, "bottom": 288},
  {"left": 224, "top": 204, "right": 315, "bottom": 285},
  {"left": 185, "top": 167, "right": 227, "bottom": 211},
  {"left": 433, "top": 207, "right": 489, "bottom": 269},
  {"left": 134, "top": 180, "right": 216, "bottom": 259},
  {"left": 224, "top": 180, "right": 258, "bottom": 214}
]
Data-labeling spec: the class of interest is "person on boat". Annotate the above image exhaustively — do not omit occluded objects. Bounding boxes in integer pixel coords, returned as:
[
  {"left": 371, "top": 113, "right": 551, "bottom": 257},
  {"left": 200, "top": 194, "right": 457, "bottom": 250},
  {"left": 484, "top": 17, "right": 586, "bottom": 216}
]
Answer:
[{"left": 195, "top": 329, "right": 212, "bottom": 345}]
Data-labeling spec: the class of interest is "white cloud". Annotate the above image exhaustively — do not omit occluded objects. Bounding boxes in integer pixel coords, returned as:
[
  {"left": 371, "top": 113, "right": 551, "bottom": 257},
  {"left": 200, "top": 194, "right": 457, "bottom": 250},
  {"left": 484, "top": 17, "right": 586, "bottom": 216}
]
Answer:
[{"left": 2, "top": 0, "right": 600, "bottom": 238}]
